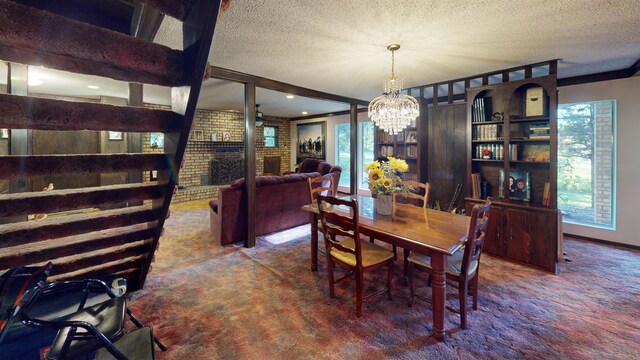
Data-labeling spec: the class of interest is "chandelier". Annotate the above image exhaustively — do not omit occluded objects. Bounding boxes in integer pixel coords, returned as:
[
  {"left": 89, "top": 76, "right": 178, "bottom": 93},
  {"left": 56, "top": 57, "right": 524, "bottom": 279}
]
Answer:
[{"left": 368, "top": 44, "right": 419, "bottom": 135}]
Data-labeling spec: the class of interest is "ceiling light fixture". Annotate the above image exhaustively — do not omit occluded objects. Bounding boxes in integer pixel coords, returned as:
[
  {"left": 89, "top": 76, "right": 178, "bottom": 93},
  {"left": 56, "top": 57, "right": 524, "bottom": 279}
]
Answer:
[
  {"left": 286, "top": 95, "right": 294, "bottom": 99},
  {"left": 87, "top": 85, "right": 100, "bottom": 89},
  {"left": 302, "top": 111, "right": 308, "bottom": 115},
  {"left": 368, "top": 44, "right": 419, "bottom": 135},
  {"left": 28, "top": 78, "right": 43, "bottom": 86}
]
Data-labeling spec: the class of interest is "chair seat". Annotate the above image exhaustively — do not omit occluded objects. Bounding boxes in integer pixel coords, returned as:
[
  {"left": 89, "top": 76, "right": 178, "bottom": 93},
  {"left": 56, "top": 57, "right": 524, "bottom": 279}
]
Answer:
[
  {"left": 330, "top": 238, "right": 394, "bottom": 267},
  {"left": 48, "top": 297, "right": 127, "bottom": 359},
  {"left": 408, "top": 250, "right": 478, "bottom": 278}
]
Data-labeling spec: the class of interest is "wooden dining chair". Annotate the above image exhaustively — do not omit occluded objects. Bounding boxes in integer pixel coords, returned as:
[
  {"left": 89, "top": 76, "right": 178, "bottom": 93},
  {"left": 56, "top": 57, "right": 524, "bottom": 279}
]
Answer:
[
  {"left": 390, "top": 181, "right": 430, "bottom": 282},
  {"left": 317, "top": 195, "right": 395, "bottom": 317},
  {"left": 407, "top": 201, "right": 492, "bottom": 329},
  {"left": 393, "top": 180, "right": 430, "bottom": 208},
  {"left": 308, "top": 176, "right": 334, "bottom": 204}
]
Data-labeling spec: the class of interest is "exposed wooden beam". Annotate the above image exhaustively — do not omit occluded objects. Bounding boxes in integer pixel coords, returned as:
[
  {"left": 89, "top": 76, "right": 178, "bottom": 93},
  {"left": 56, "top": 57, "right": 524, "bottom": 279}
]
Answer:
[
  {"left": 289, "top": 107, "right": 367, "bottom": 121},
  {"left": 558, "top": 68, "right": 631, "bottom": 87},
  {"left": 210, "top": 66, "right": 370, "bottom": 107},
  {"left": 629, "top": 57, "right": 640, "bottom": 76}
]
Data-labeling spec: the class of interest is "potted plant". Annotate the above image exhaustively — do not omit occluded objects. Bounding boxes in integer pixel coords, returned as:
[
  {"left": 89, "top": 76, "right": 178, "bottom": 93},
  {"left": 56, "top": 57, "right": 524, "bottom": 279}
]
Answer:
[{"left": 365, "top": 156, "right": 410, "bottom": 215}]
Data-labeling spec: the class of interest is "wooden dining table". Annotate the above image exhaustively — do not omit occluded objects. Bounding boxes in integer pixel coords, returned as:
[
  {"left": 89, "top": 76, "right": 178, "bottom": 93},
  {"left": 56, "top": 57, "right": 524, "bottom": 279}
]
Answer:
[{"left": 302, "top": 195, "right": 470, "bottom": 341}]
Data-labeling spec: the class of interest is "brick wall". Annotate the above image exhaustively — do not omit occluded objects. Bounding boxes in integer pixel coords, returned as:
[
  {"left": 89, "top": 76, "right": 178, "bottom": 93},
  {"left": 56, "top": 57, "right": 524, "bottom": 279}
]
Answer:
[
  {"left": 594, "top": 101, "right": 613, "bottom": 225},
  {"left": 142, "top": 105, "right": 291, "bottom": 201}
]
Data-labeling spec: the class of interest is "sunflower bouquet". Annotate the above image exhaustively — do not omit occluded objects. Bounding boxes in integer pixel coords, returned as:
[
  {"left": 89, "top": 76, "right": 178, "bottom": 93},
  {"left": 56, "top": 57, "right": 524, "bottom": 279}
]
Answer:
[{"left": 365, "top": 156, "right": 410, "bottom": 195}]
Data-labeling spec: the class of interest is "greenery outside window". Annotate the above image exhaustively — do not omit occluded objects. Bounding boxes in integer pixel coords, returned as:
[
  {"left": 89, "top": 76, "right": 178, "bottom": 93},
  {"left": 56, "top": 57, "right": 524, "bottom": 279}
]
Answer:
[
  {"left": 558, "top": 100, "right": 616, "bottom": 229},
  {"left": 335, "top": 122, "right": 375, "bottom": 192},
  {"left": 264, "top": 126, "right": 278, "bottom": 147}
]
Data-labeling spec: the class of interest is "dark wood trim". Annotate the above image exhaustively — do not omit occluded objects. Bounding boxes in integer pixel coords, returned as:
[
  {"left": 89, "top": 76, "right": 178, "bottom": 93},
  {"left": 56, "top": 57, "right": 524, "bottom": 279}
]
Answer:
[
  {"left": 349, "top": 104, "right": 358, "bottom": 195},
  {"left": 558, "top": 57, "right": 640, "bottom": 87},
  {"left": 629, "top": 57, "right": 640, "bottom": 76},
  {"left": 524, "top": 65, "right": 532, "bottom": 79},
  {"left": 244, "top": 82, "right": 257, "bottom": 248},
  {"left": 289, "top": 107, "right": 367, "bottom": 121},
  {"left": 447, "top": 82, "right": 454, "bottom": 104},
  {"left": 564, "top": 234, "right": 640, "bottom": 251},
  {"left": 425, "top": 93, "right": 466, "bottom": 104},
  {"left": 558, "top": 68, "right": 631, "bottom": 87},
  {"left": 211, "top": 66, "right": 370, "bottom": 107}
]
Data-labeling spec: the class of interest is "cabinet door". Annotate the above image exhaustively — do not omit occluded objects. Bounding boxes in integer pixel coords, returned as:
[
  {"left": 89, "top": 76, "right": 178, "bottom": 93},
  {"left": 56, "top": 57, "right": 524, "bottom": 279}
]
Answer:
[
  {"left": 505, "top": 208, "right": 551, "bottom": 268},
  {"left": 483, "top": 205, "right": 503, "bottom": 256}
]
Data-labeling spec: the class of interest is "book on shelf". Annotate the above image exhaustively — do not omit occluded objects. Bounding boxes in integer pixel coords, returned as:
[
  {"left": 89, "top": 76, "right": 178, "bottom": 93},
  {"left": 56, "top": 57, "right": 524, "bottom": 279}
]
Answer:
[
  {"left": 509, "top": 143, "right": 519, "bottom": 160},
  {"left": 542, "top": 182, "right": 551, "bottom": 206},
  {"left": 471, "top": 173, "right": 482, "bottom": 199},
  {"left": 397, "top": 131, "right": 405, "bottom": 142},
  {"left": 473, "top": 124, "right": 503, "bottom": 140},
  {"left": 472, "top": 97, "right": 493, "bottom": 122},
  {"left": 528, "top": 123, "right": 550, "bottom": 139}
]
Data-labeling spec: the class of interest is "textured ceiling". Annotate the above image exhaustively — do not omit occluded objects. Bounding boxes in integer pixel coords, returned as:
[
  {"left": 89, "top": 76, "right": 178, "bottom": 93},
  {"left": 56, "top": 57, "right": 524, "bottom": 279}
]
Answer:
[
  {"left": 154, "top": 0, "right": 640, "bottom": 112},
  {"left": 3, "top": 1, "right": 639, "bottom": 118}
]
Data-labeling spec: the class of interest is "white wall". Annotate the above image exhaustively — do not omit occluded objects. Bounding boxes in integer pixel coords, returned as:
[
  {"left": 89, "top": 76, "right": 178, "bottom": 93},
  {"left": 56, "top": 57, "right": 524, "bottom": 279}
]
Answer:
[
  {"left": 559, "top": 76, "right": 640, "bottom": 247},
  {"left": 289, "top": 112, "right": 370, "bottom": 170}
]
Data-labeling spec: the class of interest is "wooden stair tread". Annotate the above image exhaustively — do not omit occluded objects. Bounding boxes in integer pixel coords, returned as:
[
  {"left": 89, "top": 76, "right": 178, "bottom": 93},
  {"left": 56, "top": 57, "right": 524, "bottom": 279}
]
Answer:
[
  {"left": 0, "top": 223, "right": 155, "bottom": 270},
  {"left": 0, "top": 0, "right": 185, "bottom": 86},
  {"left": 0, "top": 153, "right": 174, "bottom": 180},
  {"left": 0, "top": 204, "right": 157, "bottom": 247},
  {"left": 0, "top": 93, "right": 183, "bottom": 132},
  {"left": 0, "top": 182, "right": 164, "bottom": 217}
]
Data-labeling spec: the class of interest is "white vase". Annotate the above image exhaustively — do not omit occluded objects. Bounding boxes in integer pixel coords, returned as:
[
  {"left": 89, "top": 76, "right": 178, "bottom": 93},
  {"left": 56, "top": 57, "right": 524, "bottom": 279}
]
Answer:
[{"left": 376, "top": 194, "right": 392, "bottom": 215}]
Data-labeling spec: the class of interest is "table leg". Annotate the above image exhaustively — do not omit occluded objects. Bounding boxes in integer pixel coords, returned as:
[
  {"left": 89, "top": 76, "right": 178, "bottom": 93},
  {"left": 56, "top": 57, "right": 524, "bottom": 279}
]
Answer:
[
  {"left": 310, "top": 213, "right": 318, "bottom": 271},
  {"left": 430, "top": 253, "right": 446, "bottom": 341}
]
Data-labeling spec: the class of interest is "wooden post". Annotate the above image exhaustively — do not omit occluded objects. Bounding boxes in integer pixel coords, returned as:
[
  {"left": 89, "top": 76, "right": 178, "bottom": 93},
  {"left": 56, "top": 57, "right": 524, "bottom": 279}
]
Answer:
[
  {"left": 349, "top": 104, "right": 358, "bottom": 195},
  {"left": 244, "top": 82, "right": 256, "bottom": 247}
]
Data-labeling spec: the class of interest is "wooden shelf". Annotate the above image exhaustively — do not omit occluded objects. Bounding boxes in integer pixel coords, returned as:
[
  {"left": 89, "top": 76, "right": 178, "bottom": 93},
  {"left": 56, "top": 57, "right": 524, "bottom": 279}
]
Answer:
[{"left": 466, "top": 75, "right": 559, "bottom": 274}]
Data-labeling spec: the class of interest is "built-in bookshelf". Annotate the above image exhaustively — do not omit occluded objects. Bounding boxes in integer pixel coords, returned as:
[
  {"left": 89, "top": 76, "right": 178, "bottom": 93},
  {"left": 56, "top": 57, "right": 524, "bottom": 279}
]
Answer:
[
  {"left": 374, "top": 118, "right": 422, "bottom": 182},
  {"left": 465, "top": 75, "right": 560, "bottom": 273}
]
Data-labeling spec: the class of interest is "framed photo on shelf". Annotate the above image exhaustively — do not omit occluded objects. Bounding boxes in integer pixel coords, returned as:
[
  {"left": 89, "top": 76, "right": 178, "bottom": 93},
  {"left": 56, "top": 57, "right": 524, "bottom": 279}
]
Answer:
[
  {"left": 296, "top": 121, "right": 326, "bottom": 163},
  {"left": 499, "top": 169, "right": 531, "bottom": 201},
  {"left": 222, "top": 132, "right": 230, "bottom": 141},
  {"left": 108, "top": 131, "right": 123, "bottom": 141},
  {"left": 1, "top": 128, "right": 8, "bottom": 139},
  {"left": 193, "top": 130, "right": 204, "bottom": 141}
]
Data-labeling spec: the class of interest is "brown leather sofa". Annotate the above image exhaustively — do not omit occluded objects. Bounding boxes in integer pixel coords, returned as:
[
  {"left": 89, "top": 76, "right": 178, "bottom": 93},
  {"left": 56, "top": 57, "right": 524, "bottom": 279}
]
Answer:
[{"left": 210, "top": 160, "right": 341, "bottom": 245}]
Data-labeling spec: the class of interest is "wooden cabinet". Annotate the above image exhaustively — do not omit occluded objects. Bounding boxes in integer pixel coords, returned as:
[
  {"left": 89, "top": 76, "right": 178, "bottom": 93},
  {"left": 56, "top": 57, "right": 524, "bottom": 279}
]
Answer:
[
  {"left": 465, "top": 75, "right": 559, "bottom": 273},
  {"left": 466, "top": 199, "right": 558, "bottom": 273}
]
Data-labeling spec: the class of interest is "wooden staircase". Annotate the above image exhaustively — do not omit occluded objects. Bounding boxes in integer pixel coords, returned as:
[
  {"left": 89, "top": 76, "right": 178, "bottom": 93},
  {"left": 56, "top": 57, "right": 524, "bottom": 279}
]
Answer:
[{"left": 0, "top": 0, "right": 222, "bottom": 290}]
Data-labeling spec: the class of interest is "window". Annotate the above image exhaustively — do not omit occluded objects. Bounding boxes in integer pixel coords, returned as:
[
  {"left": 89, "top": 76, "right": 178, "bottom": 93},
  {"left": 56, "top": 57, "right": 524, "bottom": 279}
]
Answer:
[
  {"left": 264, "top": 126, "right": 278, "bottom": 147},
  {"left": 336, "top": 123, "right": 351, "bottom": 189},
  {"left": 335, "top": 122, "right": 375, "bottom": 192},
  {"left": 557, "top": 100, "right": 616, "bottom": 229}
]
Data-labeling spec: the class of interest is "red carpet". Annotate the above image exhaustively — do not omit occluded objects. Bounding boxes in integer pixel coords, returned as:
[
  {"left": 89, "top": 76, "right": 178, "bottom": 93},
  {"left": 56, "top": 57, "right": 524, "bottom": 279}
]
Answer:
[{"left": 128, "top": 201, "right": 640, "bottom": 359}]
